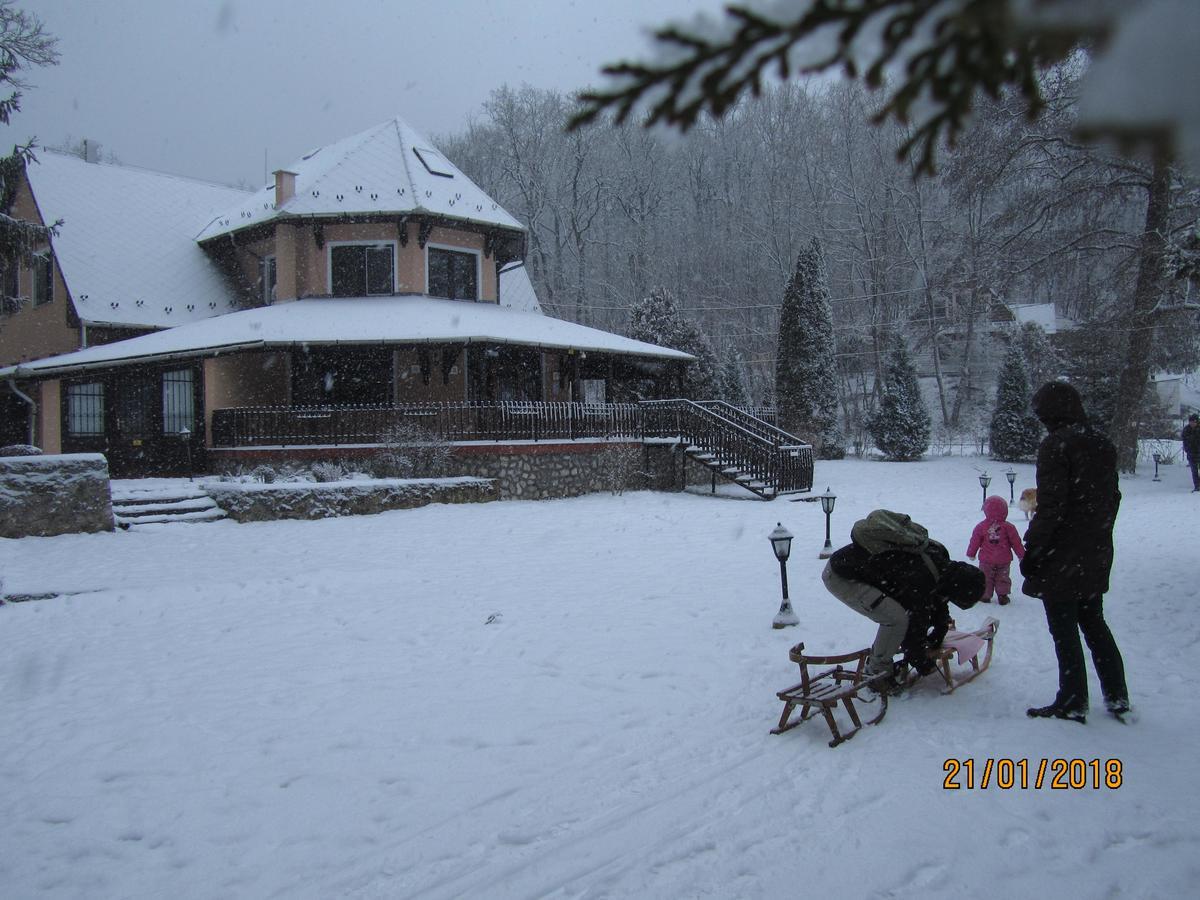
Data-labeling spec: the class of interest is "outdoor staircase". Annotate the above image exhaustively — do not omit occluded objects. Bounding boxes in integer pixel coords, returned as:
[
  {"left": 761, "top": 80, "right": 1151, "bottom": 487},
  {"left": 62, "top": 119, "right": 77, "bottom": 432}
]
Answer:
[
  {"left": 110, "top": 484, "right": 227, "bottom": 527},
  {"left": 642, "top": 400, "right": 815, "bottom": 500}
]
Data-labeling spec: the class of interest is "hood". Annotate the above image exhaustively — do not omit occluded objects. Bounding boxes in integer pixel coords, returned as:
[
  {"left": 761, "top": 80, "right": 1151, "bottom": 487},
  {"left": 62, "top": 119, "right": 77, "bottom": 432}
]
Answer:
[
  {"left": 1031, "top": 381, "right": 1087, "bottom": 429},
  {"left": 982, "top": 495, "right": 1009, "bottom": 521},
  {"left": 936, "top": 561, "right": 985, "bottom": 610}
]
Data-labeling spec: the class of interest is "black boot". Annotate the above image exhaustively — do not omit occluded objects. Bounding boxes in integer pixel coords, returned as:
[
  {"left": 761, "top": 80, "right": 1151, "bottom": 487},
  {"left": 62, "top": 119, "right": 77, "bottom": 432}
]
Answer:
[
  {"left": 1106, "top": 701, "right": 1132, "bottom": 723},
  {"left": 1026, "top": 704, "right": 1086, "bottom": 724}
]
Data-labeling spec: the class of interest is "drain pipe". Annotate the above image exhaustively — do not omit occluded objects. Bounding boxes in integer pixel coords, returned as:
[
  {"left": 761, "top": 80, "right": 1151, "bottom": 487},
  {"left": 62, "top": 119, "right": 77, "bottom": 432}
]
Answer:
[{"left": 6, "top": 373, "right": 37, "bottom": 446}]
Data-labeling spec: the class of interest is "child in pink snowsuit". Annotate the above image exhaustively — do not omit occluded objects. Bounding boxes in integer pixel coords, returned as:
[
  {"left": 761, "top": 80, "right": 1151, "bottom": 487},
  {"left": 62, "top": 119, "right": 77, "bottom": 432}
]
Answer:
[{"left": 966, "top": 495, "right": 1026, "bottom": 605}]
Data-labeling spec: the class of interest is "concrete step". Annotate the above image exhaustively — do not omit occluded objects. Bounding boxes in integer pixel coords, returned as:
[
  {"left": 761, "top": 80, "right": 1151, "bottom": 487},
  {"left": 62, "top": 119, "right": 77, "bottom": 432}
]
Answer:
[
  {"left": 116, "top": 507, "right": 227, "bottom": 527},
  {"left": 112, "top": 490, "right": 227, "bottom": 526}
]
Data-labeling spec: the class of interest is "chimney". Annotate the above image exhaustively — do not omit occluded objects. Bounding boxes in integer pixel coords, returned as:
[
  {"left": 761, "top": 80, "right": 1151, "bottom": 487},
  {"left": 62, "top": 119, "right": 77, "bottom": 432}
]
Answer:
[{"left": 273, "top": 169, "right": 298, "bottom": 208}]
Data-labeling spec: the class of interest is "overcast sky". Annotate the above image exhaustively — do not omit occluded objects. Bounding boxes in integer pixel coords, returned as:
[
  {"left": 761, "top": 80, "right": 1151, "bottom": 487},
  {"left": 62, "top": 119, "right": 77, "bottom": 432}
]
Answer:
[{"left": 10, "top": 0, "right": 727, "bottom": 188}]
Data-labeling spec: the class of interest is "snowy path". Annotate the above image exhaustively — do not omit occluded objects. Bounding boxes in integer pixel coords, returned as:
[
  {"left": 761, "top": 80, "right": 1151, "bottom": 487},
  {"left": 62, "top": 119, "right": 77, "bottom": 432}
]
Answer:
[{"left": 2, "top": 456, "right": 1198, "bottom": 898}]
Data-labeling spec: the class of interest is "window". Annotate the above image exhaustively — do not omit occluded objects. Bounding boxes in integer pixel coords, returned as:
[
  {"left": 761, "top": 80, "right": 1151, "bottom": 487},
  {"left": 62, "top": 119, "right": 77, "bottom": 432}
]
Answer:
[
  {"left": 330, "top": 243, "right": 394, "bottom": 296},
  {"left": 67, "top": 382, "right": 105, "bottom": 436},
  {"left": 413, "top": 147, "right": 455, "bottom": 178},
  {"left": 427, "top": 247, "right": 478, "bottom": 301},
  {"left": 261, "top": 255, "right": 277, "bottom": 303},
  {"left": 0, "top": 263, "right": 17, "bottom": 315},
  {"left": 162, "top": 369, "right": 194, "bottom": 435},
  {"left": 32, "top": 252, "right": 52, "bottom": 306}
]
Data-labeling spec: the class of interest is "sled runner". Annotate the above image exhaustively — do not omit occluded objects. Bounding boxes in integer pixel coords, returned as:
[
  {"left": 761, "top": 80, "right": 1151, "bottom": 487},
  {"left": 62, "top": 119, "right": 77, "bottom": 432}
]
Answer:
[
  {"left": 923, "top": 616, "right": 1000, "bottom": 694},
  {"left": 770, "top": 645, "right": 890, "bottom": 747}
]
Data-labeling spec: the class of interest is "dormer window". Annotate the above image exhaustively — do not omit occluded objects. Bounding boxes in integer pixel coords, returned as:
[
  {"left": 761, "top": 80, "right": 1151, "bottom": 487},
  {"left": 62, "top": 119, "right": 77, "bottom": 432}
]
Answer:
[
  {"left": 427, "top": 246, "right": 479, "bottom": 301},
  {"left": 329, "top": 242, "right": 395, "bottom": 296}
]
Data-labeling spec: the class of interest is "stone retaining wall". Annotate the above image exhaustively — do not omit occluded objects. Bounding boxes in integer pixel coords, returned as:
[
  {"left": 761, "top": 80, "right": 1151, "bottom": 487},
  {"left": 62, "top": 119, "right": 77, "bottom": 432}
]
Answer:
[
  {"left": 209, "top": 440, "right": 703, "bottom": 502},
  {"left": 205, "top": 477, "right": 498, "bottom": 523},
  {"left": 452, "top": 442, "right": 655, "bottom": 500},
  {"left": 0, "top": 453, "right": 115, "bottom": 538}
]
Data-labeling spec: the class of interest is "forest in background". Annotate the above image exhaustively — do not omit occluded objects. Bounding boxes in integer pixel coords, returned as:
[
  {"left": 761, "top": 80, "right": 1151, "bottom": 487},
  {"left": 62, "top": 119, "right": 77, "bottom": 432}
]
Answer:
[{"left": 440, "top": 64, "right": 1200, "bottom": 454}]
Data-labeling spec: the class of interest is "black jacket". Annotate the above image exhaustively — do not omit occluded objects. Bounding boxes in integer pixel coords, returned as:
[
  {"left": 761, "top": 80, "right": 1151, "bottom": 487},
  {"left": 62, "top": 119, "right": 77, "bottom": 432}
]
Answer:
[
  {"left": 829, "top": 541, "right": 952, "bottom": 663},
  {"left": 1020, "top": 382, "right": 1121, "bottom": 601},
  {"left": 1183, "top": 422, "right": 1200, "bottom": 460}
]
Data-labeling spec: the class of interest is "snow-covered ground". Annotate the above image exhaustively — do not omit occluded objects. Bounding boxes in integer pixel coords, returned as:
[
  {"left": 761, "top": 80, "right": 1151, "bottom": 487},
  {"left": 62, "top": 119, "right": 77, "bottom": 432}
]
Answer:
[{"left": 2, "top": 455, "right": 1197, "bottom": 898}]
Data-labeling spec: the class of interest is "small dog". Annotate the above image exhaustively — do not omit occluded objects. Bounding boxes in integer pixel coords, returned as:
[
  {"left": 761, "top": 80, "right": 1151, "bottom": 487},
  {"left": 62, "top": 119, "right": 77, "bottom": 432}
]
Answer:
[{"left": 1018, "top": 487, "right": 1038, "bottom": 520}]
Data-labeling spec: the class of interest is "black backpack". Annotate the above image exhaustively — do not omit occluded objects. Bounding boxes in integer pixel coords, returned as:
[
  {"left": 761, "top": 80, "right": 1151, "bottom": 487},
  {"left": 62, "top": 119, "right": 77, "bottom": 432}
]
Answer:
[{"left": 850, "top": 509, "right": 943, "bottom": 578}]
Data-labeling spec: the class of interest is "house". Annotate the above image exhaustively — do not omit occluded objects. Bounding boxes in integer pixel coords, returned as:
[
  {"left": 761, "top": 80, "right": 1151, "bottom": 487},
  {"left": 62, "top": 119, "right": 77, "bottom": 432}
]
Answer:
[{"left": 0, "top": 117, "right": 697, "bottom": 476}]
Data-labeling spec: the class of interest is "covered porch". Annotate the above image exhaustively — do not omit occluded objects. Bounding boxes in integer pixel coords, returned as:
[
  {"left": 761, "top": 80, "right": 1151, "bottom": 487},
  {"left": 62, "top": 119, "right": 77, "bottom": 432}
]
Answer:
[{"left": 1, "top": 296, "right": 694, "bottom": 477}]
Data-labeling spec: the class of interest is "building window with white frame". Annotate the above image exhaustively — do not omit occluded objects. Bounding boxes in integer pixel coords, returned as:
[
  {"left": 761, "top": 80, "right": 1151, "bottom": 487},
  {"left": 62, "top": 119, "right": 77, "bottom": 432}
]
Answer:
[
  {"left": 330, "top": 243, "right": 394, "bottom": 296},
  {"left": 66, "top": 382, "right": 105, "bottom": 436},
  {"left": 32, "top": 251, "right": 53, "bottom": 306},
  {"left": 162, "top": 369, "right": 194, "bottom": 435},
  {"left": 427, "top": 246, "right": 478, "bottom": 301}
]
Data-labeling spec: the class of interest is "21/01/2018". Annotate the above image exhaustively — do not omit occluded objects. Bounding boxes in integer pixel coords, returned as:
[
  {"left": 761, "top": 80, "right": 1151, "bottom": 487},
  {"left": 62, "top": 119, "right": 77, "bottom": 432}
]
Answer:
[{"left": 943, "top": 758, "right": 1123, "bottom": 790}]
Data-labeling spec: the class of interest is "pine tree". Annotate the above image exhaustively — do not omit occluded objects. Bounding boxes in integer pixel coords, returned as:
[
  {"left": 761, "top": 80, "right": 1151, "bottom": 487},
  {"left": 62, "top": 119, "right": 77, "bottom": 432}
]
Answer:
[
  {"left": 0, "top": 3, "right": 59, "bottom": 318},
  {"left": 775, "top": 237, "right": 843, "bottom": 457},
  {"left": 1014, "top": 322, "right": 1061, "bottom": 394},
  {"left": 717, "top": 348, "right": 748, "bottom": 407},
  {"left": 989, "top": 342, "right": 1042, "bottom": 461},
  {"left": 868, "top": 337, "right": 931, "bottom": 461},
  {"left": 629, "top": 286, "right": 718, "bottom": 399}
]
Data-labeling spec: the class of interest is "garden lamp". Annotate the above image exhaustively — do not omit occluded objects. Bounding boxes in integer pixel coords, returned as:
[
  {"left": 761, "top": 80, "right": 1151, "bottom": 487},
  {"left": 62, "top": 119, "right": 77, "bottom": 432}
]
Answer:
[
  {"left": 818, "top": 487, "right": 837, "bottom": 559},
  {"left": 768, "top": 523, "right": 798, "bottom": 629}
]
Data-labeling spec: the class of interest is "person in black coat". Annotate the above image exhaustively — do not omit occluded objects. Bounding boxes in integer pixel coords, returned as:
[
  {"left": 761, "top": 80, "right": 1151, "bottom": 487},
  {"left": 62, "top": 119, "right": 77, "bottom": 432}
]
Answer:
[
  {"left": 824, "top": 524, "right": 983, "bottom": 691},
  {"left": 1021, "top": 381, "right": 1130, "bottom": 724},
  {"left": 1183, "top": 412, "right": 1200, "bottom": 492}
]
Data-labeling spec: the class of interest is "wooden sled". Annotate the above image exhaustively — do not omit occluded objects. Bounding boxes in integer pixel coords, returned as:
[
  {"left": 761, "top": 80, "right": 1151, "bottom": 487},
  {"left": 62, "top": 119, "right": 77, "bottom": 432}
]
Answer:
[
  {"left": 923, "top": 616, "right": 1000, "bottom": 694},
  {"left": 770, "top": 645, "right": 889, "bottom": 747}
]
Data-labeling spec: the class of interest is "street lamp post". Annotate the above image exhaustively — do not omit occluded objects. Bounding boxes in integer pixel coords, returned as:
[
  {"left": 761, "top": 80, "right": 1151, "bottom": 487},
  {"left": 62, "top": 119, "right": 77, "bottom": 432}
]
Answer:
[
  {"left": 1005, "top": 468, "right": 1016, "bottom": 504},
  {"left": 978, "top": 471, "right": 991, "bottom": 509},
  {"left": 818, "top": 487, "right": 837, "bottom": 559},
  {"left": 1153, "top": 452, "right": 1162, "bottom": 482},
  {"left": 768, "top": 523, "right": 798, "bottom": 629}
]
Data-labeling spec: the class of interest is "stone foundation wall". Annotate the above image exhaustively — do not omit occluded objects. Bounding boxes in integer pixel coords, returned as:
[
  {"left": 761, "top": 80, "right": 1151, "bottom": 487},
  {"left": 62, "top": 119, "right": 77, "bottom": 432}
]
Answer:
[
  {"left": 206, "top": 478, "right": 498, "bottom": 523},
  {"left": 451, "top": 442, "right": 649, "bottom": 500},
  {"left": 0, "top": 453, "right": 114, "bottom": 538},
  {"left": 208, "top": 441, "right": 707, "bottom": 502}
]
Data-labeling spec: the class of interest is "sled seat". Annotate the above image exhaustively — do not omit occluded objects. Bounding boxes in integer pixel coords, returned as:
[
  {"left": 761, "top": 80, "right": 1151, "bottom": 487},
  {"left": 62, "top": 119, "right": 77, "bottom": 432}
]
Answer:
[
  {"left": 927, "top": 617, "right": 1000, "bottom": 694},
  {"left": 771, "top": 645, "right": 888, "bottom": 747}
]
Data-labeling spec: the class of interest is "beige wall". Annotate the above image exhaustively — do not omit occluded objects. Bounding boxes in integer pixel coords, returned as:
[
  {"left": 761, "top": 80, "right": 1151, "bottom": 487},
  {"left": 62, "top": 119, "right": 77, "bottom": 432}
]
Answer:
[
  {"left": 37, "top": 379, "right": 61, "bottom": 453},
  {"left": 0, "top": 175, "right": 80, "bottom": 367},
  {"left": 231, "top": 219, "right": 504, "bottom": 303},
  {"left": 203, "top": 352, "right": 289, "bottom": 444}
]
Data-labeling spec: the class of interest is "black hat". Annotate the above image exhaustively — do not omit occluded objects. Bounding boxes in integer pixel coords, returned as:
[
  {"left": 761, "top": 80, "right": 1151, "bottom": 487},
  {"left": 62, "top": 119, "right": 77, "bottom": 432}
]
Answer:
[
  {"left": 1190, "top": 413, "right": 1199, "bottom": 423},
  {"left": 1032, "top": 381, "right": 1087, "bottom": 428},
  {"left": 936, "top": 561, "right": 985, "bottom": 610}
]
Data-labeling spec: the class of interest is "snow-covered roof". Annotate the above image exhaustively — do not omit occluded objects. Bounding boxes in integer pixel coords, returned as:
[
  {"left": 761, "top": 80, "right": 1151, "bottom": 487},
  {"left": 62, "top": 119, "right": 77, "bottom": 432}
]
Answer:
[
  {"left": 497, "top": 264, "right": 543, "bottom": 315},
  {"left": 196, "top": 117, "right": 524, "bottom": 241},
  {"left": 1008, "top": 302, "right": 1075, "bottom": 335},
  {"left": 26, "top": 150, "right": 250, "bottom": 329},
  {"left": 0, "top": 297, "right": 692, "bottom": 377}
]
